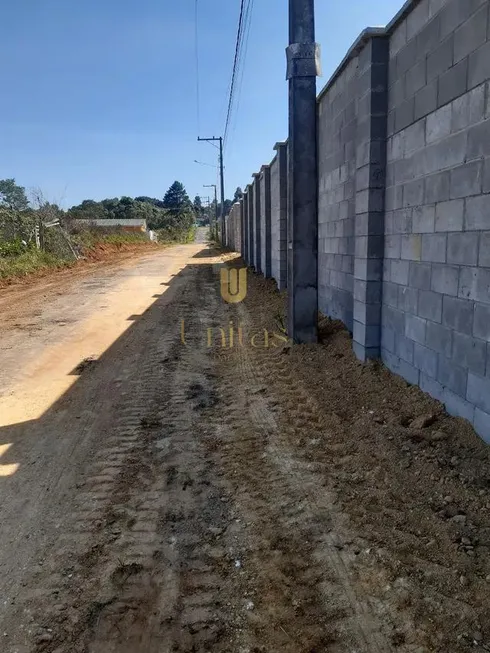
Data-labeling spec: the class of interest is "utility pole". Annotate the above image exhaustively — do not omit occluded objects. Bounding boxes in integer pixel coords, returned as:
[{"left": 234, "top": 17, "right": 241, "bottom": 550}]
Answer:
[
  {"left": 286, "top": 0, "right": 320, "bottom": 343},
  {"left": 203, "top": 184, "right": 218, "bottom": 240},
  {"left": 198, "top": 136, "right": 225, "bottom": 243}
]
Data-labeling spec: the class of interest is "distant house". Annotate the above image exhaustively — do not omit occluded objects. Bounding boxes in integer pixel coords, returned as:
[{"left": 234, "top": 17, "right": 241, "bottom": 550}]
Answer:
[{"left": 73, "top": 218, "right": 148, "bottom": 233}]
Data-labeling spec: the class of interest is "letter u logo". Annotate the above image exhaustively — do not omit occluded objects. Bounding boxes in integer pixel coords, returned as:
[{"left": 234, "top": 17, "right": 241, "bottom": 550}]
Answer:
[{"left": 220, "top": 267, "right": 247, "bottom": 303}]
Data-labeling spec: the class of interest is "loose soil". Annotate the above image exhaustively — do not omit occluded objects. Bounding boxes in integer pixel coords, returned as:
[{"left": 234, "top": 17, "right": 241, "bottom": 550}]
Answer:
[{"left": 0, "top": 237, "right": 488, "bottom": 653}]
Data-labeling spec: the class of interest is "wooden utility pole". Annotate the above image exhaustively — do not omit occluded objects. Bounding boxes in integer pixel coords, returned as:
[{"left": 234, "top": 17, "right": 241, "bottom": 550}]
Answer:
[{"left": 286, "top": 0, "right": 320, "bottom": 343}]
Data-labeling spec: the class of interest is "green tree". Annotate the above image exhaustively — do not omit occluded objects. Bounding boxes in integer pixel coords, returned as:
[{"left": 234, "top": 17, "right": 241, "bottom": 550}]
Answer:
[
  {"left": 233, "top": 187, "right": 243, "bottom": 202},
  {"left": 163, "top": 181, "right": 192, "bottom": 215},
  {"left": 0, "top": 179, "right": 29, "bottom": 211},
  {"left": 193, "top": 195, "right": 202, "bottom": 217}
]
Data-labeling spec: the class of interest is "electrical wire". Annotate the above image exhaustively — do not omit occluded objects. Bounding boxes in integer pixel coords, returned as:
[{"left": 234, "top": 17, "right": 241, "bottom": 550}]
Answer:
[
  {"left": 194, "top": 0, "right": 201, "bottom": 136},
  {"left": 223, "top": 0, "right": 247, "bottom": 149}
]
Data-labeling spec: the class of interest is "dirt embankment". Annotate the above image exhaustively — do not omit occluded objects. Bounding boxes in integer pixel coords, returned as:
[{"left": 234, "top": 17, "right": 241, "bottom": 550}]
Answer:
[{"left": 0, "top": 240, "right": 160, "bottom": 290}]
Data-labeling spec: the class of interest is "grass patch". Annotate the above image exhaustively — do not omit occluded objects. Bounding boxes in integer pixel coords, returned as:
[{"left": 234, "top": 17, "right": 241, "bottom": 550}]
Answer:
[{"left": 0, "top": 249, "right": 72, "bottom": 280}]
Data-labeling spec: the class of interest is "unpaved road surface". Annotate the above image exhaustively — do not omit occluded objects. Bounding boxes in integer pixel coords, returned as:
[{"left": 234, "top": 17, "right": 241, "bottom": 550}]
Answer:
[{"left": 0, "top": 236, "right": 489, "bottom": 652}]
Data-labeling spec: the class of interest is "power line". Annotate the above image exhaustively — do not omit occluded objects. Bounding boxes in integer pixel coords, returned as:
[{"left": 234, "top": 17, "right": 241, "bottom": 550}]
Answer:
[
  {"left": 223, "top": 0, "right": 247, "bottom": 149},
  {"left": 227, "top": 0, "right": 254, "bottom": 153},
  {"left": 194, "top": 0, "right": 201, "bottom": 136}
]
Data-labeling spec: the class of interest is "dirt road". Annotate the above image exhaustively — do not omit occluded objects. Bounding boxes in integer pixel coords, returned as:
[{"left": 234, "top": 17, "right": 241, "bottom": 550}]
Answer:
[{"left": 0, "top": 234, "right": 489, "bottom": 652}]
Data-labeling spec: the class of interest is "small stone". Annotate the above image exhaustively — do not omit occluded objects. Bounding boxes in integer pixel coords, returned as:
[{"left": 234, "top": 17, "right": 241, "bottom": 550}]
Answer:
[
  {"left": 208, "top": 527, "right": 223, "bottom": 536},
  {"left": 461, "top": 537, "right": 471, "bottom": 546},
  {"left": 428, "top": 430, "right": 448, "bottom": 442},
  {"left": 459, "top": 575, "right": 468, "bottom": 586},
  {"left": 410, "top": 414, "right": 436, "bottom": 430},
  {"left": 36, "top": 632, "right": 53, "bottom": 643},
  {"left": 244, "top": 600, "right": 255, "bottom": 611},
  {"left": 451, "top": 515, "right": 467, "bottom": 526}
]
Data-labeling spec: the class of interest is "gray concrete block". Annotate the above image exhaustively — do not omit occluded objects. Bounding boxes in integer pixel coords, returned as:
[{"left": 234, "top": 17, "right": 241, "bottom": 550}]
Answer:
[
  {"left": 425, "top": 171, "right": 450, "bottom": 204},
  {"left": 414, "top": 342, "right": 439, "bottom": 378},
  {"left": 353, "top": 321, "right": 381, "bottom": 348},
  {"left": 452, "top": 331, "right": 487, "bottom": 374},
  {"left": 414, "top": 82, "right": 438, "bottom": 120},
  {"left": 465, "top": 195, "right": 490, "bottom": 230},
  {"left": 409, "top": 261, "right": 432, "bottom": 289},
  {"left": 474, "top": 407, "right": 490, "bottom": 443},
  {"left": 447, "top": 232, "right": 479, "bottom": 265},
  {"left": 474, "top": 302, "right": 490, "bottom": 341},
  {"left": 467, "top": 118, "right": 490, "bottom": 160},
  {"left": 405, "top": 59, "right": 427, "bottom": 98},
  {"left": 382, "top": 305, "right": 406, "bottom": 334},
  {"left": 398, "top": 285, "right": 419, "bottom": 313},
  {"left": 422, "top": 233, "right": 447, "bottom": 262},
  {"left": 451, "top": 84, "right": 485, "bottom": 131},
  {"left": 426, "top": 104, "right": 452, "bottom": 143},
  {"left": 383, "top": 281, "right": 399, "bottom": 307},
  {"left": 354, "top": 279, "right": 382, "bottom": 304},
  {"left": 404, "top": 120, "right": 426, "bottom": 154},
  {"left": 438, "top": 355, "right": 468, "bottom": 396},
  {"left": 412, "top": 204, "right": 436, "bottom": 233},
  {"left": 459, "top": 266, "right": 490, "bottom": 304},
  {"left": 399, "top": 359, "right": 422, "bottom": 385},
  {"left": 395, "top": 98, "right": 415, "bottom": 132},
  {"left": 440, "top": 0, "right": 487, "bottom": 40},
  {"left": 438, "top": 58, "right": 468, "bottom": 107},
  {"left": 396, "top": 333, "right": 415, "bottom": 364},
  {"left": 354, "top": 257, "right": 383, "bottom": 281},
  {"left": 427, "top": 36, "right": 454, "bottom": 82},
  {"left": 467, "top": 371, "right": 490, "bottom": 412},
  {"left": 429, "top": 0, "right": 447, "bottom": 18},
  {"left": 468, "top": 40, "right": 490, "bottom": 89},
  {"left": 391, "top": 259, "right": 410, "bottom": 285},
  {"left": 401, "top": 234, "right": 423, "bottom": 260},
  {"left": 355, "top": 235, "right": 384, "bottom": 259},
  {"left": 420, "top": 371, "right": 445, "bottom": 402},
  {"left": 419, "top": 289, "right": 443, "bottom": 322},
  {"left": 442, "top": 295, "right": 474, "bottom": 334},
  {"left": 407, "top": 0, "right": 430, "bottom": 41},
  {"left": 431, "top": 264, "right": 459, "bottom": 295},
  {"left": 416, "top": 11, "right": 442, "bottom": 53},
  {"left": 405, "top": 313, "right": 427, "bottom": 344},
  {"left": 435, "top": 199, "right": 464, "bottom": 231},
  {"left": 385, "top": 234, "right": 401, "bottom": 258},
  {"left": 393, "top": 208, "right": 413, "bottom": 234},
  {"left": 484, "top": 158, "right": 490, "bottom": 193},
  {"left": 354, "top": 301, "right": 381, "bottom": 326},
  {"left": 424, "top": 131, "right": 467, "bottom": 175},
  {"left": 450, "top": 161, "right": 482, "bottom": 199},
  {"left": 426, "top": 320, "right": 453, "bottom": 356},
  {"left": 403, "top": 179, "right": 425, "bottom": 207},
  {"left": 353, "top": 341, "right": 380, "bottom": 362},
  {"left": 478, "top": 232, "right": 490, "bottom": 267},
  {"left": 454, "top": 4, "right": 488, "bottom": 64},
  {"left": 444, "top": 388, "right": 475, "bottom": 421},
  {"left": 381, "top": 326, "right": 396, "bottom": 353}
]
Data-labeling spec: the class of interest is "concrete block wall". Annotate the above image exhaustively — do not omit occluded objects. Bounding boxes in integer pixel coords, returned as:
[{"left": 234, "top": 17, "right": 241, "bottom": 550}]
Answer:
[
  {"left": 235, "top": 0, "right": 490, "bottom": 442},
  {"left": 381, "top": 0, "right": 490, "bottom": 441},
  {"left": 224, "top": 202, "right": 241, "bottom": 252},
  {"left": 318, "top": 56, "right": 358, "bottom": 332},
  {"left": 270, "top": 142, "right": 288, "bottom": 289}
]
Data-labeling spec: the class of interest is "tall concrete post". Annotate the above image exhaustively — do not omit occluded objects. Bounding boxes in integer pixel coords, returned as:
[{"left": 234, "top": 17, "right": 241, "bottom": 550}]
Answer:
[
  {"left": 353, "top": 36, "right": 389, "bottom": 361},
  {"left": 260, "top": 164, "right": 272, "bottom": 278},
  {"left": 287, "top": 0, "right": 320, "bottom": 342},
  {"left": 274, "top": 141, "right": 288, "bottom": 289},
  {"left": 248, "top": 182, "right": 255, "bottom": 269},
  {"left": 253, "top": 172, "right": 262, "bottom": 273},
  {"left": 243, "top": 187, "right": 250, "bottom": 264},
  {"left": 239, "top": 197, "right": 245, "bottom": 260}
]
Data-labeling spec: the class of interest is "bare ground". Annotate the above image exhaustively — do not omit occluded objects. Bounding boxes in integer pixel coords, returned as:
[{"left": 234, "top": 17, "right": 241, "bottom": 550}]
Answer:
[{"left": 0, "top": 239, "right": 488, "bottom": 652}]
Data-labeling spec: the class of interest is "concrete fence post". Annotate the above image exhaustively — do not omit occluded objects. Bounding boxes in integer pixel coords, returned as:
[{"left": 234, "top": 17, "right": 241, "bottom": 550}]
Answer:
[
  {"left": 274, "top": 141, "right": 288, "bottom": 289},
  {"left": 352, "top": 36, "right": 389, "bottom": 361},
  {"left": 239, "top": 197, "right": 245, "bottom": 259},
  {"left": 248, "top": 183, "right": 255, "bottom": 268},
  {"left": 260, "top": 165, "right": 272, "bottom": 278},
  {"left": 252, "top": 173, "right": 261, "bottom": 272}
]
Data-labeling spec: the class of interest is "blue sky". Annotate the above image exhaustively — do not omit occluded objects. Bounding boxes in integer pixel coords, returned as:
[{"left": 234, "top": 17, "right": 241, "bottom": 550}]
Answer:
[{"left": 0, "top": 0, "right": 402, "bottom": 208}]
